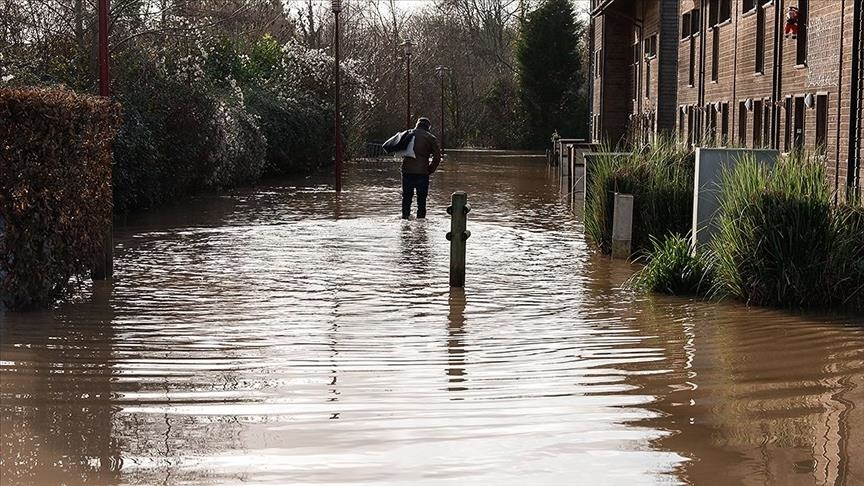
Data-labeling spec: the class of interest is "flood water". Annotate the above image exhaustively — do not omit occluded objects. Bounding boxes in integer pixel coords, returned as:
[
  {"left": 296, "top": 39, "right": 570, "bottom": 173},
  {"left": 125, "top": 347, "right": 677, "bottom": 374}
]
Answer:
[{"left": 2, "top": 151, "right": 863, "bottom": 485}]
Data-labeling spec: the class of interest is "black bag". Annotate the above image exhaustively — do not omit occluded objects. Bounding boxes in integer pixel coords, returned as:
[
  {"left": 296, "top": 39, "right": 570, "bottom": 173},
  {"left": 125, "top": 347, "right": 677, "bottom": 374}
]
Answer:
[{"left": 382, "top": 129, "right": 414, "bottom": 154}]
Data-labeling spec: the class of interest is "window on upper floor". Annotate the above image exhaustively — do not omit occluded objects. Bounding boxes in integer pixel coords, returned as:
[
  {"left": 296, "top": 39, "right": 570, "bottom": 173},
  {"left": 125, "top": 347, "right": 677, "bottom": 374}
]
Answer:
[
  {"left": 644, "top": 34, "right": 658, "bottom": 59},
  {"left": 796, "top": 0, "right": 808, "bottom": 65},
  {"left": 691, "top": 9, "right": 701, "bottom": 35},
  {"left": 755, "top": 4, "right": 765, "bottom": 73},
  {"left": 711, "top": 28, "right": 719, "bottom": 81},
  {"left": 709, "top": 0, "right": 731, "bottom": 27},
  {"left": 688, "top": 38, "right": 696, "bottom": 86},
  {"left": 594, "top": 49, "right": 602, "bottom": 78},
  {"left": 682, "top": 12, "right": 691, "bottom": 39},
  {"left": 743, "top": 0, "right": 756, "bottom": 13}
]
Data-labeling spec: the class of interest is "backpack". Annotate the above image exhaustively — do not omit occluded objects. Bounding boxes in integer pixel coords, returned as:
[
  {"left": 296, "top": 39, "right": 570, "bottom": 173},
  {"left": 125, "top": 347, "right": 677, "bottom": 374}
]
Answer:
[{"left": 382, "top": 129, "right": 416, "bottom": 158}]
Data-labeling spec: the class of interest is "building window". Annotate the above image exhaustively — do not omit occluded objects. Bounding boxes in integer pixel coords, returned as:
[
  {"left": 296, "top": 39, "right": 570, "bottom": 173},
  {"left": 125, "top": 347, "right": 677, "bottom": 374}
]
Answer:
[
  {"left": 796, "top": 0, "right": 808, "bottom": 65},
  {"left": 691, "top": 8, "right": 701, "bottom": 35},
  {"left": 815, "top": 94, "right": 828, "bottom": 154},
  {"left": 793, "top": 96, "right": 805, "bottom": 150},
  {"left": 679, "top": 106, "right": 687, "bottom": 140},
  {"left": 709, "top": 0, "right": 731, "bottom": 27},
  {"left": 711, "top": 28, "right": 719, "bottom": 82},
  {"left": 784, "top": 96, "right": 793, "bottom": 151},
  {"left": 687, "top": 106, "right": 695, "bottom": 146},
  {"left": 762, "top": 99, "right": 771, "bottom": 147},
  {"left": 743, "top": 0, "right": 756, "bottom": 13},
  {"left": 689, "top": 38, "right": 696, "bottom": 86},
  {"left": 755, "top": 4, "right": 765, "bottom": 73},
  {"left": 738, "top": 101, "right": 748, "bottom": 146},
  {"left": 720, "top": 0, "right": 731, "bottom": 23},
  {"left": 720, "top": 102, "right": 729, "bottom": 144},
  {"left": 645, "top": 62, "right": 651, "bottom": 98},
  {"left": 707, "top": 103, "right": 718, "bottom": 141},
  {"left": 682, "top": 12, "right": 691, "bottom": 39},
  {"left": 645, "top": 34, "right": 658, "bottom": 58},
  {"left": 594, "top": 49, "right": 602, "bottom": 78},
  {"left": 753, "top": 99, "right": 763, "bottom": 147}
]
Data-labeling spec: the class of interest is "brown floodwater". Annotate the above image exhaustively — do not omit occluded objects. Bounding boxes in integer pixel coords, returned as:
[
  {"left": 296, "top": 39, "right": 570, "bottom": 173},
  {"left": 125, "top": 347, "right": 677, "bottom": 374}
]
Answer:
[{"left": 1, "top": 151, "right": 863, "bottom": 485}]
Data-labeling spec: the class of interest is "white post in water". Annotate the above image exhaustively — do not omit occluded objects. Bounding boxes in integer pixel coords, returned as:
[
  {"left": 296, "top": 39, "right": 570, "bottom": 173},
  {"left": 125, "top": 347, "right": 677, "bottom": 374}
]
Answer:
[
  {"left": 611, "top": 193, "right": 634, "bottom": 259},
  {"left": 447, "top": 192, "right": 471, "bottom": 287}
]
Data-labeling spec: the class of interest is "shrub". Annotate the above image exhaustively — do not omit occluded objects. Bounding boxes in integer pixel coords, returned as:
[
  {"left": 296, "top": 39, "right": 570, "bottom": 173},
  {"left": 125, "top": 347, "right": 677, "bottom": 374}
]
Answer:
[
  {"left": 585, "top": 138, "right": 695, "bottom": 256},
  {"left": 112, "top": 53, "right": 218, "bottom": 212},
  {"left": 710, "top": 155, "right": 863, "bottom": 310},
  {"left": 246, "top": 89, "right": 332, "bottom": 175},
  {"left": 0, "top": 88, "right": 121, "bottom": 309},
  {"left": 205, "top": 95, "right": 268, "bottom": 189},
  {"left": 631, "top": 234, "right": 713, "bottom": 295}
]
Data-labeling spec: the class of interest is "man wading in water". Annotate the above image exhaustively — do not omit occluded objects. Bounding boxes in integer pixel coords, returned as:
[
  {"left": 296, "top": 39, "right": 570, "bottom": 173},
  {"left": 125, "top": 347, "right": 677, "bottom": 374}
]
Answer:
[{"left": 402, "top": 117, "right": 441, "bottom": 219}]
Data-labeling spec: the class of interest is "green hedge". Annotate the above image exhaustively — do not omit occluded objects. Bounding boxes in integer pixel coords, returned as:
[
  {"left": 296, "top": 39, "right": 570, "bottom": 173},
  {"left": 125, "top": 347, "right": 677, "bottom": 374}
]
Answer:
[{"left": 0, "top": 88, "right": 120, "bottom": 310}]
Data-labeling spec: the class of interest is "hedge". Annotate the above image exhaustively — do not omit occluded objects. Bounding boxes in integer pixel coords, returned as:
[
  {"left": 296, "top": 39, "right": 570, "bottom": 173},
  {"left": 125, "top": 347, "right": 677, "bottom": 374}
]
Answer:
[{"left": 0, "top": 88, "right": 121, "bottom": 310}]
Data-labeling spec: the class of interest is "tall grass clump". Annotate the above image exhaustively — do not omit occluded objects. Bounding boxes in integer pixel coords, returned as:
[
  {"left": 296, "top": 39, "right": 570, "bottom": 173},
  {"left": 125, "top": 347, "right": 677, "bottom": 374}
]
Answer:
[
  {"left": 832, "top": 203, "right": 864, "bottom": 309},
  {"left": 631, "top": 234, "right": 714, "bottom": 295},
  {"left": 585, "top": 137, "right": 695, "bottom": 256},
  {"left": 710, "top": 154, "right": 863, "bottom": 310}
]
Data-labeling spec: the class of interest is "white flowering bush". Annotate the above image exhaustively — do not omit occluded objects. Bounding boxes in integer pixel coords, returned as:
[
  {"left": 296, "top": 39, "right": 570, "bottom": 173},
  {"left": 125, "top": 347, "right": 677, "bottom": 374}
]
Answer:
[{"left": 205, "top": 94, "right": 267, "bottom": 189}]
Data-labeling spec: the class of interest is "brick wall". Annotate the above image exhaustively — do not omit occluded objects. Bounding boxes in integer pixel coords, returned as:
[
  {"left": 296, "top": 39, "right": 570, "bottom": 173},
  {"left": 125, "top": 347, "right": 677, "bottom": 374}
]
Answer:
[{"left": 592, "top": 0, "right": 862, "bottom": 196}]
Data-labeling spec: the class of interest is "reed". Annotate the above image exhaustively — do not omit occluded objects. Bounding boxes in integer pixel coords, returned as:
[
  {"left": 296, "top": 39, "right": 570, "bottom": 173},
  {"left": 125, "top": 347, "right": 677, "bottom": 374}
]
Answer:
[
  {"left": 710, "top": 153, "right": 864, "bottom": 310},
  {"left": 585, "top": 137, "right": 695, "bottom": 256},
  {"left": 631, "top": 234, "right": 713, "bottom": 295}
]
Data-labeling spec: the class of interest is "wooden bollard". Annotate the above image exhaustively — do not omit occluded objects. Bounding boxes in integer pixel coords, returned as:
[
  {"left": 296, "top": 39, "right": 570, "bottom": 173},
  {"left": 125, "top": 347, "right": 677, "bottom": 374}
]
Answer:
[
  {"left": 446, "top": 192, "right": 470, "bottom": 287},
  {"left": 611, "top": 193, "right": 634, "bottom": 259}
]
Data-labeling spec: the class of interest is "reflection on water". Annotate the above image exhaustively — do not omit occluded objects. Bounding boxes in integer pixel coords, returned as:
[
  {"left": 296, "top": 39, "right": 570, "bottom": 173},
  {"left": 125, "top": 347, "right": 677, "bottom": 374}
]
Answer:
[
  {"left": 1, "top": 154, "right": 863, "bottom": 485},
  {"left": 447, "top": 288, "right": 467, "bottom": 394}
]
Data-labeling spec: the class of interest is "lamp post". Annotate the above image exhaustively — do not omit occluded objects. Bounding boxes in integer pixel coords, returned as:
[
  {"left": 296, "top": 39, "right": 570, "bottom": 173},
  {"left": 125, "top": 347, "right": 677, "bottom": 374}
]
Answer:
[
  {"left": 93, "top": 0, "right": 112, "bottom": 280},
  {"left": 98, "top": 0, "right": 109, "bottom": 97},
  {"left": 402, "top": 39, "right": 413, "bottom": 127},
  {"left": 435, "top": 65, "right": 449, "bottom": 154},
  {"left": 332, "top": 0, "right": 343, "bottom": 193}
]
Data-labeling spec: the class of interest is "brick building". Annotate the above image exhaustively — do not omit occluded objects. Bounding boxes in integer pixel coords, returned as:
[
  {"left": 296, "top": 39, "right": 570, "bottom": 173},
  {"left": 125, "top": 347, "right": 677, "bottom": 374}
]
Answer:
[{"left": 590, "top": 0, "right": 864, "bottom": 201}]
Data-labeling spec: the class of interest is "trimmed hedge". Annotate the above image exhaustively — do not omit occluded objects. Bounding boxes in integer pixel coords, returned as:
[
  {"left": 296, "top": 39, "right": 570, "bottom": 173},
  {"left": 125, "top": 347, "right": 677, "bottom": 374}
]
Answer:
[{"left": 0, "top": 88, "right": 120, "bottom": 310}]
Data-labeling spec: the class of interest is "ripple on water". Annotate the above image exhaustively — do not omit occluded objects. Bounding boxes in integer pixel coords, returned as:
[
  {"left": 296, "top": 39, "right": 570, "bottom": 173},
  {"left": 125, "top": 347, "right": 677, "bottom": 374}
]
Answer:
[{"left": 2, "top": 155, "right": 864, "bottom": 486}]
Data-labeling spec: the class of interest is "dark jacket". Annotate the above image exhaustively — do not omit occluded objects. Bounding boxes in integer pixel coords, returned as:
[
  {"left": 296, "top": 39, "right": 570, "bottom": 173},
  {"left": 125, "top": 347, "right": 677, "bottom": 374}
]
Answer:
[{"left": 402, "top": 128, "right": 441, "bottom": 175}]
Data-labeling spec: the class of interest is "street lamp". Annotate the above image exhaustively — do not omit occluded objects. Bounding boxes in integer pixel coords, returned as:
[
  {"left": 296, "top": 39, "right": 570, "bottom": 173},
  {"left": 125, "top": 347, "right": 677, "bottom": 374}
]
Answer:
[
  {"left": 98, "top": 0, "right": 109, "bottom": 97},
  {"left": 93, "top": 0, "right": 112, "bottom": 280},
  {"left": 435, "top": 65, "right": 450, "bottom": 154},
  {"left": 402, "top": 39, "right": 413, "bottom": 127},
  {"left": 332, "top": 0, "right": 343, "bottom": 193}
]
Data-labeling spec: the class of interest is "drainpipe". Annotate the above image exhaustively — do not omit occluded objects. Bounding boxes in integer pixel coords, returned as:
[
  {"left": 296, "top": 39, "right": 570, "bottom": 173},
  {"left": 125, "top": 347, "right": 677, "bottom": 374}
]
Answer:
[
  {"left": 848, "top": 0, "right": 863, "bottom": 201},
  {"left": 835, "top": 0, "right": 846, "bottom": 202},
  {"left": 637, "top": 20, "right": 643, "bottom": 147},
  {"left": 771, "top": 0, "right": 784, "bottom": 150},
  {"left": 698, "top": 0, "right": 707, "bottom": 143},
  {"left": 589, "top": 11, "right": 595, "bottom": 142}
]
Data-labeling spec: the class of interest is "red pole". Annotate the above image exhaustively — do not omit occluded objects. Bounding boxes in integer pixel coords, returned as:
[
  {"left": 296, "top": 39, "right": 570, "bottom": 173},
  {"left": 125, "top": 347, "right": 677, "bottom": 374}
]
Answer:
[
  {"left": 98, "top": 0, "right": 109, "bottom": 97},
  {"left": 94, "top": 0, "right": 112, "bottom": 280},
  {"left": 334, "top": 11, "right": 343, "bottom": 193}
]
